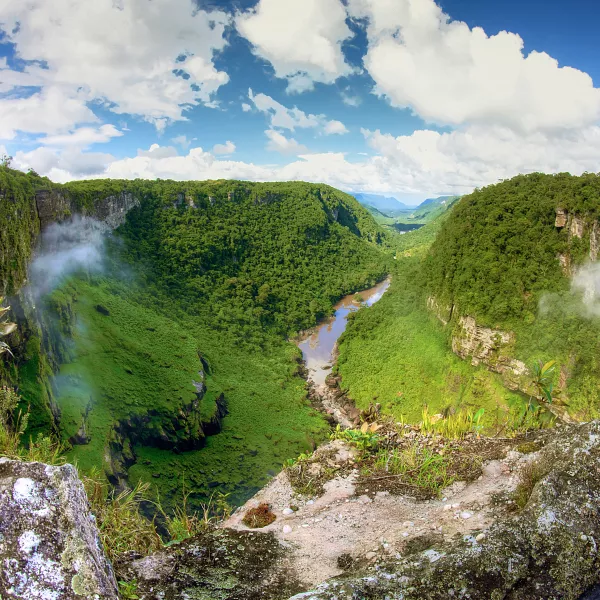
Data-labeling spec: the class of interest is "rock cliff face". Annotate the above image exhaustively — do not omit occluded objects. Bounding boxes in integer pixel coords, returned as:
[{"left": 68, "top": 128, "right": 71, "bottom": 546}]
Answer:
[
  {"left": 35, "top": 189, "right": 140, "bottom": 231},
  {"left": 555, "top": 207, "right": 600, "bottom": 271},
  {"left": 428, "top": 206, "right": 600, "bottom": 401},
  {"left": 452, "top": 316, "right": 528, "bottom": 386},
  {"left": 0, "top": 459, "right": 118, "bottom": 599}
]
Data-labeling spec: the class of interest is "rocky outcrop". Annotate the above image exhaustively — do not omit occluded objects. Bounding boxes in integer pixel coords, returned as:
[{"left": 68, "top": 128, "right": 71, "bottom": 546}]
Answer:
[
  {"left": 555, "top": 207, "right": 600, "bottom": 261},
  {"left": 35, "top": 189, "right": 72, "bottom": 229},
  {"left": 289, "top": 421, "right": 600, "bottom": 599},
  {"left": 591, "top": 221, "right": 599, "bottom": 262},
  {"left": 0, "top": 459, "right": 118, "bottom": 599},
  {"left": 86, "top": 192, "right": 139, "bottom": 229},
  {"left": 121, "top": 528, "right": 303, "bottom": 600},
  {"left": 555, "top": 208, "right": 569, "bottom": 228},
  {"left": 35, "top": 189, "right": 139, "bottom": 230},
  {"left": 452, "top": 316, "right": 527, "bottom": 380},
  {"left": 427, "top": 296, "right": 453, "bottom": 325}
]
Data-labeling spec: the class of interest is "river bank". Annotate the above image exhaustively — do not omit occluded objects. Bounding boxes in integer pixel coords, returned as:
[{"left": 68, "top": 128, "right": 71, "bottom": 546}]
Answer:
[{"left": 296, "top": 278, "right": 391, "bottom": 427}]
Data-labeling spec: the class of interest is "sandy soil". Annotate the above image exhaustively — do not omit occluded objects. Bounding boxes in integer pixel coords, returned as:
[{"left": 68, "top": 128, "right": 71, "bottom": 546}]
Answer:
[{"left": 224, "top": 439, "right": 531, "bottom": 588}]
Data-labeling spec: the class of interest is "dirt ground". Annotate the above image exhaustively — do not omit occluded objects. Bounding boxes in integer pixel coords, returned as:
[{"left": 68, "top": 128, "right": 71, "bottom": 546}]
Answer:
[{"left": 224, "top": 438, "right": 536, "bottom": 588}]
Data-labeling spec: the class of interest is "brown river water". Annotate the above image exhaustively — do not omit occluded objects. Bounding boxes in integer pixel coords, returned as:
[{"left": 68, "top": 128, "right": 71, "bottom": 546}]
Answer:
[{"left": 297, "top": 278, "right": 391, "bottom": 387}]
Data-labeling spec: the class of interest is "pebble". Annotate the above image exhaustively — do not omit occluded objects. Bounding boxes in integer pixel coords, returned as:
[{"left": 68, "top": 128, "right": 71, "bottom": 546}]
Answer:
[
  {"left": 443, "top": 504, "right": 452, "bottom": 511},
  {"left": 476, "top": 533, "right": 485, "bottom": 542},
  {"left": 306, "top": 500, "right": 314, "bottom": 505},
  {"left": 581, "top": 534, "right": 588, "bottom": 542},
  {"left": 283, "top": 525, "right": 293, "bottom": 534},
  {"left": 282, "top": 508, "right": 294, "bottom": 516},
  {"left": 452, "top": 503, "right": 460, "bottom": 509},
  {"left": 461, "top": 512, "right": 473, "bottom": 520},
  {"left": 365, "top": 551, "right": 377, "bottom": 560}
]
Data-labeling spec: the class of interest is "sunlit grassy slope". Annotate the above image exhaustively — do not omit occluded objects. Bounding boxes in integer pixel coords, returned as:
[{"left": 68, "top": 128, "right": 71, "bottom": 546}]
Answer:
[{"left": 336, "top": 257, "right": 522, "bottom": 428}]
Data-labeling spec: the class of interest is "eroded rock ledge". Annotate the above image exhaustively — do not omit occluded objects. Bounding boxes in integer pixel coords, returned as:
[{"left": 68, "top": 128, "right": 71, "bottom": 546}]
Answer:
[
  {"left": 290, "top": 421, "right": 600, "bottom": 600},
  {"left": 3, "top": 422, "right": 600, "bottom": 599}
]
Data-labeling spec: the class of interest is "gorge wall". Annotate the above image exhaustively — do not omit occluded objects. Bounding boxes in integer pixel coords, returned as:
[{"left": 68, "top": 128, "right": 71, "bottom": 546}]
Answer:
[
  {"left": 426, "top": 193, "right": 600, "bottom": 419},
  {"left": 0, "top": 170, "right": 229, "bottom": 492}
]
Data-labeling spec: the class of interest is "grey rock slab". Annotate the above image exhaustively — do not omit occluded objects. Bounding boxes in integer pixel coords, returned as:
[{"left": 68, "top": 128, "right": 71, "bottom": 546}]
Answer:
[{"left": 0, "top": 459, "right": 118, "bottom": 599}]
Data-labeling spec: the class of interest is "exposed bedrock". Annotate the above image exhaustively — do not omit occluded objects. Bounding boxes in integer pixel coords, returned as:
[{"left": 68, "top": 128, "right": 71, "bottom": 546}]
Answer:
[
  {"left": 290, "top": 421, "right": 600, "bottom": 599},
  {"left": 0, "top": 459, "right": 118, "bottom": 600}
]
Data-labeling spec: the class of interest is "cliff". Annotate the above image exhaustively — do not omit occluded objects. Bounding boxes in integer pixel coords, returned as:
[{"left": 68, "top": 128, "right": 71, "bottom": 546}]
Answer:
[
  {"left": 5, "top": 421, "right": 600, "bottom": 599},
  {"left": 425, "top": 174, "right": 600, "bottom": 418}
]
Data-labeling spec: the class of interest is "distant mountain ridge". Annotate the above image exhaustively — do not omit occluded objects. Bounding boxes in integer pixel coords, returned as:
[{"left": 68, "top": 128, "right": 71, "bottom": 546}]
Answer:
[{"left": 352, "top": 192, "right": 411, "bottom": 216}]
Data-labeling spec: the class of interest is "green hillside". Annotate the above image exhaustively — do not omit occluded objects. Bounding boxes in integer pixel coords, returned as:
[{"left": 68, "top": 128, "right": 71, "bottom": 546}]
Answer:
[
  {"left": 2, "top": 170, "right": 390, "bottom": 507},
  {"left": 337, "top": 213, "right": 522, "bottom": 430},
  {"left": 338, "top": 173, "right": 600, "bottom": 424}
]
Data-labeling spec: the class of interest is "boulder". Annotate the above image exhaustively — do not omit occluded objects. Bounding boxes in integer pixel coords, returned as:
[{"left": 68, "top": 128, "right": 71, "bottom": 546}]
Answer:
[
  {"left": 0, "top": 459, "right": 118, "bottom": 599},
  {"left": 289, "top": 422, "right": 600, "bottom": 599},
  {"left": 121, "top": 527, "right": 303, "bottom": 599}
]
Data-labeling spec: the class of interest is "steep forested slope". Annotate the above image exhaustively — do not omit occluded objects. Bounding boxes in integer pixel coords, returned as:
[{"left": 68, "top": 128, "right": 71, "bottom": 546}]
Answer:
[
  {"left": 1, "top": 168, "right": 390, "bottom": 507},
  {"left": 339, "top": 173, "right": 600, "bottom": 424}
]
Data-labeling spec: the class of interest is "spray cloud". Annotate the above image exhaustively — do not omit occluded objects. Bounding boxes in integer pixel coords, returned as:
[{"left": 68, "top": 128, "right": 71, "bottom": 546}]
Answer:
[{"left": 28, "top": 216, "right": 109, "bottom": 300}]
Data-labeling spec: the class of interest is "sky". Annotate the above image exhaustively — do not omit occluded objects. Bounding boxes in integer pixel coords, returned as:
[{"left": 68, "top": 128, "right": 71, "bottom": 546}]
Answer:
[{"left": 1, "top": 0, "right": 599, "bottom": 203}]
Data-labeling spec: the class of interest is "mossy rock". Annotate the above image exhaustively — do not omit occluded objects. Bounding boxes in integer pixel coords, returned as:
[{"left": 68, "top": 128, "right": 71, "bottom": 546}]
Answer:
[
  {"left": 291, "top": 421, "right": 600, "bottom": 599},
  {"left": 122, "top": 527, "right": 304, "bottom": 599}
]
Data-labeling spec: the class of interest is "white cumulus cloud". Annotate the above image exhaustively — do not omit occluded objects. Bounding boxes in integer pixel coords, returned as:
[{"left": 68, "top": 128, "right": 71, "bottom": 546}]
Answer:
[
  {"left": 0, "top": 0, "right": 231, "bottom": 132},
  {"left": 40, "top": 125, "right": 124, "bottom": 148},
  {"left": 347, "top": 0, "right": 600, "bottom": 132},
  {"left": 213, "top": 141, "right": 236, "bottom": 155},
  {"left": 324, "top": 120, "right": 349, "bottom": 135},
  {"left": 248, "top": 90, "right": 348, "bottom": 136},
  {"left": 0, "top": 88, "right": 98, "bottom": 140},
  {"left": 265, "top": 130, "right": 309, "bottom": 155},
  {"left": 236, "top": 0, "right": 354, "bottom": 93}
]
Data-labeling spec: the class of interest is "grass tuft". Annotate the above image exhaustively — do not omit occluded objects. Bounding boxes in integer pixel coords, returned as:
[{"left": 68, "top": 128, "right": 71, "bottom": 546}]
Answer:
[
  {"left": 513, "top": 458, "right": 551, "bottom": 509},
  {"left": 242, "top": 503, "right": 276, "bottom": 528}
]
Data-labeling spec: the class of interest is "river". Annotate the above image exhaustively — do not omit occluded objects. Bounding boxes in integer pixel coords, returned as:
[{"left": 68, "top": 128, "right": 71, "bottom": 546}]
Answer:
[{"left": 297, "top": 278, "right": 391, "bottom": 388}]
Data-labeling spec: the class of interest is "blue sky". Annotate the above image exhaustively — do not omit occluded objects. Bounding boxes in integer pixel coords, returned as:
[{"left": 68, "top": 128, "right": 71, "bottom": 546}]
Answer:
[{"left": 1, "top": 0, "right": 599, "bottom": 203}]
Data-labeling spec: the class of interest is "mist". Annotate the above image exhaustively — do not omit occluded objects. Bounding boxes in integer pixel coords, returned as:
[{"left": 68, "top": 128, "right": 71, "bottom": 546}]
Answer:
[
  {"left": 572, "top": 262, "right": 600, "bottom": 318},
  {"left": 28, "top": 216, "right": 109, "bottom": 300}
]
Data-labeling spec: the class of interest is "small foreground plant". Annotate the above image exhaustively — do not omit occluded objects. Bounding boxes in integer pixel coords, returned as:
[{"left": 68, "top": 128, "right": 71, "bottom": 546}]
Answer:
[
  {"left": 0, "top": 386, "right": 28, "bottom": 456},
  {"left": 157, "top": 479, "right": 232, "bottom": 544},
  {"left": 118, "top": 580, "right": 140, "bottom": 600},
  {"left": 370, "top": 443, "right": 455, "bottom": 498},
  {"left": 330, "top": 423, "right": 380, "bottom": 453},
  {"left": 82, "top": 468, "right": 162, "bottom": 564},
  {"left": 420, "top": 406, "right": 485, "bottom": 439},
  {"left": 512, "top": 458, "right": 552, "bottom": 510},
  {"left": 242, "top": 503, "right": 276, "bottom": 528},
  {"left": 0, "top": 386, "right": 65, "bottom": 464}
]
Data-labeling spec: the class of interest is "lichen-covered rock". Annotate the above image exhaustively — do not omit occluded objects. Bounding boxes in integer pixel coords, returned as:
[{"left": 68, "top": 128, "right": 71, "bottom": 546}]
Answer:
[
  {"left": 0, "top": 459, "right": 118, "bottom": 599},
  {"left": 122, "top": 527, "right": 303, "bottom": 599},
  {"left": 289, "top": 422, "right": 600, "bottom": 600}
]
